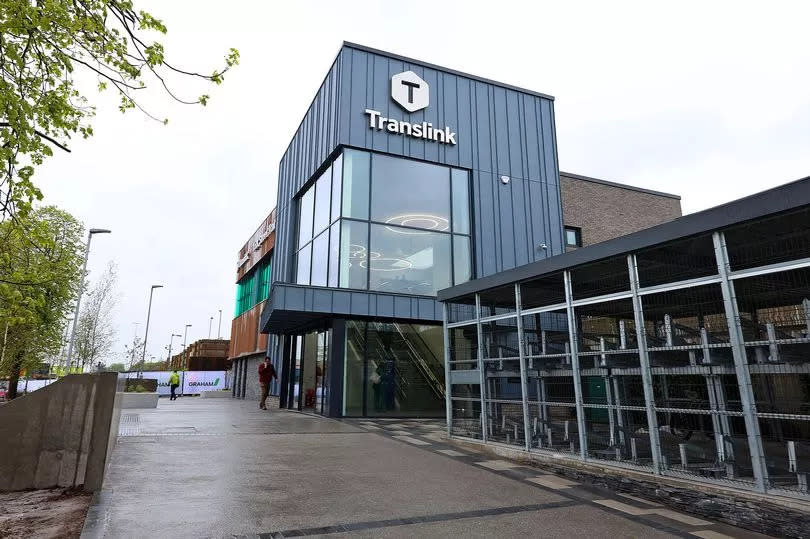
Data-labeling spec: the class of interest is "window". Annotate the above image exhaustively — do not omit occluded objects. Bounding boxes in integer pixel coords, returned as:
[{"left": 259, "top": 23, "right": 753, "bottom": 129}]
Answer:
[
  {"left": 310, "top": 231, "right": 329, "bottom": 287},
  {"left": 368, "top": 224, "right": 452, "bottom": 295},
  {"left": 234, "top": 255, "right": 272, "bottom": 317},
  {"left": 565, "top": 226, "right": 582, "bottom": 248},
  {"left": 339, "top": 220, "right": 368, "bottom": 289},
  {"left": 313, "top": 165, "right": 331, "bottom": 237},
  {"left": 342, "top": 149, "right": 369, "bottom": 219},
  {"left": 370, "top": 154, "right": 451, "bottom": 230},
  {"left": 295, "top": 149, "right": 473, "bottom": 296}
]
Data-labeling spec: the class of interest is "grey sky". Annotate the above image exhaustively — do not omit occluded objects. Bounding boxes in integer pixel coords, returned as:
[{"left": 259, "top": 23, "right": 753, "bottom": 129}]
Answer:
[{"left": 35, "top": 0, "right": 810, "bottom": 364}]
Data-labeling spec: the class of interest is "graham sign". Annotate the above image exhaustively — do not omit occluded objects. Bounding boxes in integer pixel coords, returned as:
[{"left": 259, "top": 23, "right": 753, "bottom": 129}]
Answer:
[{"left": 363, "top": 71, "right": 457, "bottom": 145}]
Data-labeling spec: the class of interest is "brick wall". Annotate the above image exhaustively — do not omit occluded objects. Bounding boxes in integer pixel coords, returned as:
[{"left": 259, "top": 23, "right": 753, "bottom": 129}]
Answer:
[{"left": 561, "top": 173, "right": 682, "bottom": 249}]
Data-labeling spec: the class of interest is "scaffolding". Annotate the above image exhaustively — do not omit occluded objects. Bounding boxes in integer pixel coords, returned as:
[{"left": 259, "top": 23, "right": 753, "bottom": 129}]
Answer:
[{"left": 443, "top": 205, "right": 810, "bottom": 498}]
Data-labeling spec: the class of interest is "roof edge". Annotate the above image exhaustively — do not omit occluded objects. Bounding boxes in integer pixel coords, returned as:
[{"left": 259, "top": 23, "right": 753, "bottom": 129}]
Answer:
[
  {"left": 342, "top": 41, "right": 555, "bottom": 102},
  {"left": 560, "top": 171, "right": 681, "bottom": 200},
  {"left": 438, "top": 174, "right": 810, "bottom": 302}
]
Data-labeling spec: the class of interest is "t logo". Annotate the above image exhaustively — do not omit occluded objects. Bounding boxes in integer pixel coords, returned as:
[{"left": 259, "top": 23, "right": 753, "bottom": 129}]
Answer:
[{"left": 391, "top": 71, "right": 429, "bottom": 113}]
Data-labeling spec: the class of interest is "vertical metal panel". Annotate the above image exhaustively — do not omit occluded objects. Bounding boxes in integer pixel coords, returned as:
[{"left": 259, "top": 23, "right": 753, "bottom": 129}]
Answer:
[{"left": 272, "top": 43, "right": 563, "bottom": 322}]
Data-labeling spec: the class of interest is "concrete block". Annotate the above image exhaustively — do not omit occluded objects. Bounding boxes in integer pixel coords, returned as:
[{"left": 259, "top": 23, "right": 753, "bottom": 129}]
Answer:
[
  {"left": 0, "top": 373, "right": 120, "bottom": 492},
  {"left": 120, "top": 392, "right": 159, "bottom": 409}
]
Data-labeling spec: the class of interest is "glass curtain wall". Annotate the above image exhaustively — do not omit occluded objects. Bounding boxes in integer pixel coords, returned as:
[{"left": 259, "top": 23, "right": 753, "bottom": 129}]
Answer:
[
  {"left": 343, "top": 321, "right": 445, "bottom": 417},
  {"left": 286, "top": 329, "right": 331, "bottom": 415},
  {"left": 295, "top": 149, "right": 471, "bottom": 295},
  {"left": 444, "top": 206, "right": 810, "bottom": 499}
]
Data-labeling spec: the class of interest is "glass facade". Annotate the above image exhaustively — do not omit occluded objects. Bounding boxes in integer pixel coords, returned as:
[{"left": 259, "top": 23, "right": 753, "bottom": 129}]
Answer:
[
  {"left": 234, "top": 255, "right": 272, "bottom": 316},
  {"left": 295, "top": 149, "right": 472, "bottom": 295},
  {"left": 343, "top": 321, "right": 445, "bottom": 417}
]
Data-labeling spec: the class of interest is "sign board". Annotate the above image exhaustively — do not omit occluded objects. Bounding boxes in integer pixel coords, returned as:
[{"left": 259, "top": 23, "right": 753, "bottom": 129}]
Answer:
[
  {"left": 181, "top": 371, "right": 226, "bottom": 394},
  {"left": 121, "top": 370, "right": 227, "bottom": 395}
]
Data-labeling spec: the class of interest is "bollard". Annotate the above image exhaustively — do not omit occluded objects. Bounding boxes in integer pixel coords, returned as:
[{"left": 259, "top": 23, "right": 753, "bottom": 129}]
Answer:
[
  {"left": 502, "top": 415, "right": 506, "bottom": 430},
  {"left": 533, "top": 416, "right": 538, "bottom": 435},
  {"left": 615, "top": 446, "right": 622, "bottom": 461},
  {"left": 679, "top": 443, "right": 689, "bottom": 469},
  {"left": 570, "top": 440, "right": 576, "bottom": 453},
  {"left": 564, "top": 420, "right": 570, "bottom": 441},
  {"left": 506, "top": 433, "right": 511, "bottom": 444},
  {"left": 547, "top": 429, "right": 553, "bottom": 447},
  {"left": 514, "top": 424, "right": 519, "bottom": 440},
  {"left": 788, "top": 441, "right": 798, "bottom": 473},
  {"left": 489, "top": 418, "right": 493, "bottom": 435},
  {"left": 631, "top": 438, "right": 638, "bottom": 462}
]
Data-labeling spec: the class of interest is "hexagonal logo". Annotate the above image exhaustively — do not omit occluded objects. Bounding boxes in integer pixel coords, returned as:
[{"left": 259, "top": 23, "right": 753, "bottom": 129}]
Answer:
[{"left": 391, "top": 71, "right": 429, "bottom": 113}]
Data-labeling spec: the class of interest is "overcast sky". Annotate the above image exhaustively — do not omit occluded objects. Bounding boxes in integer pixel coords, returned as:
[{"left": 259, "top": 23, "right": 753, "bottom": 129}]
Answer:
[{"left": 35, "top": 0, "right": 810, "bottom": 364}]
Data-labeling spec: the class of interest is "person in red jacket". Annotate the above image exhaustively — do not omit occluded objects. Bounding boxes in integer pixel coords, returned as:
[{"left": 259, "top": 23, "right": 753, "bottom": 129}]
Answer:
[{"left": 258, "top": 357, "right": 277, "bottom": 410}]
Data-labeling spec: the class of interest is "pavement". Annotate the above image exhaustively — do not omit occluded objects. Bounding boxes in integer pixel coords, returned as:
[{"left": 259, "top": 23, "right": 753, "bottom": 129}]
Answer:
[{"left": 81, "top": 397, "right": 772, "bottom": 538}]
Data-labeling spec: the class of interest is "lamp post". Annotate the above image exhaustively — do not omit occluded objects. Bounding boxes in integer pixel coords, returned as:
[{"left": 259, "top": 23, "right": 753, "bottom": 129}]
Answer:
[
  {"left": 141, "top": 285, "right": 163, "bottom": 369},
  {"left": 208, "top": 316, "right": 213, "bottom": 339},
  {"left": 65, "top": 228, "right": 111, "bottom": 372},
  {"left": 182, "top": 324, "right": 192, "bottom": 370},
  {"left": 217, "top": 309, "right": 222, "bottom": 339},
  {"left": 167, "top": 333, "right": 182, "bottom": 368}
]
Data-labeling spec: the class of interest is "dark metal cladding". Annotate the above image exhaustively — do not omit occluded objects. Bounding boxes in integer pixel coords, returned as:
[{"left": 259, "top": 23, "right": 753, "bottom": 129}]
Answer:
[{"left": 268, "top": 42, "right": 563, "bottom": 330}]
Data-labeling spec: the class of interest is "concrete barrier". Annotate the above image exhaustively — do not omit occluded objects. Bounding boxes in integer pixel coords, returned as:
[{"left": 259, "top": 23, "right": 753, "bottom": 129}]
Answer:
[
  {"left": 120, "top": 392, "right": 158, "bottom": 408},
  {"left": 0, "top": 372, "right": 122, "bottom": 492}
]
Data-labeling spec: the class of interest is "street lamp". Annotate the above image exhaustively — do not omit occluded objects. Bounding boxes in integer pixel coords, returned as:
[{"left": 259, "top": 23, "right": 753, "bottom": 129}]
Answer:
[
  {"left": 208, "top": 316, "right": 213, "bottom": 339},
  {"left": 141, "top": 284, "right": 163, "bottom": 366},
  {"left": 66, "top": 228, "right": 111, "bottom": 372},
  {"left": 182, "top": 324, "right": 192, "bottom": 369},
  {"left": 217, "top": 309, "right": 222, "bottom": 339},
  {"left": 167, "top": 333, "right": 182, "bottom": 367}
]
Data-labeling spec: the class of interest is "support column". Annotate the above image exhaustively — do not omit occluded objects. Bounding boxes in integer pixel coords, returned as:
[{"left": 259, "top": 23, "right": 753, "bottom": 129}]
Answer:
[
  {"left": 563, "top": 270, "right": 588, "bottom": 459},
  {"left": 515, "top": 283, "right": 533, "bottom": 451},
  {"left": 475, "top": 294, "right": 488, "bottom": 443},
  {"left": 442, "top": 304, "right": 453, "bottom": 437},
  {"left": 713, "top": 231, "right": 769, "bottom": 491},
  {"left": 627, "top": 254, "right": 663, "bottom": 474}
]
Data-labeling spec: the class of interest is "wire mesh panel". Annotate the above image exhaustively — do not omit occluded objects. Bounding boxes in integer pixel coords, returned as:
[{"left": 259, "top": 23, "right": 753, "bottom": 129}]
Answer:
[
  {"left": 573, "top": 298, "right": 654, "bottom": 470},
  {"left": 733, "top": 267, "right": 810, "bottom": 494},
  {"left": 523, "top": 309, "right": 580, "bottom": 455},
  {"left": 479, "top": 314, "right": 523, "bottom": 447},
  {"left": 479, "top": 285, "right": 517, "bottom": 318},
  {"left": 450, "top": 398, "right": 483, "bottom": 439},
  {"left": 641, "top": 283, "right": 753, "bottom": 486},
  {"left": 571, "top": 256, "right": 630, "bottom": 300},
  {"left": 521, "top": 273, "right": 566, "bottom": 310},
  {"left": 635, "top": 234, "right": 717, "bottom": 288},
  {"left": 724, "top": 207, "right": 810, "bottom": 272},
  {"left": 448, "top": 325, "right": 478, "bottom": 371},
  {"left": 448, "top": 295, "right": 478, "bottom": 324}
]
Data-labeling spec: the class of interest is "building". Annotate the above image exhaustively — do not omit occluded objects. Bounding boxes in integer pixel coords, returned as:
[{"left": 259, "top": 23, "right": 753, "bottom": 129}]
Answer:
[
  {"left": 437, "top": 175, "right": 810, "bottom": 499},
  {"left": 233, "top": 42, "right": 680, "bottom": 418},
  {"left": 229, "top": 209, "right": 276, "bottom": 401},
  {"left": 560, "top": 172, "right": 681, "bottom": 250},
  {"left": 170, "top": 339, "right": 230, "bottom": 371}
]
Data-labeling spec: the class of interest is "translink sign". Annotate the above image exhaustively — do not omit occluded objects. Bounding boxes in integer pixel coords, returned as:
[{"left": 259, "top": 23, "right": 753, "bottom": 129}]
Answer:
[{"left": 364, "top": 71, "right": 457, "bottom": 146}]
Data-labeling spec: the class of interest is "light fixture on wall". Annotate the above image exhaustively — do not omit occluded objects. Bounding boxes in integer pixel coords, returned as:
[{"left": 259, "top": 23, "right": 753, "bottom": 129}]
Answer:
[{"left": 500, "top": 175, "right": 510, "bottom": 184}]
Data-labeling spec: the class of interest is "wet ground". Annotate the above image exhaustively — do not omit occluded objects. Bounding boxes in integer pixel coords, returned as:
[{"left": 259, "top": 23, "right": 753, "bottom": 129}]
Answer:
[{"left": 80, "top": 397, "right": 771, "bottom": 538}]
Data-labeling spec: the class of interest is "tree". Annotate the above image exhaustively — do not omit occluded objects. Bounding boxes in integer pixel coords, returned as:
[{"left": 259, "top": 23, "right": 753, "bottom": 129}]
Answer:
[
  {"left": 0, "top": 1, "right": 239, "bottom": 218},
  {"left": 123, "top": 334, "right": 144, "bottom": 370},
  {"left": 74, "top": 260, "right": 118, "bottom": 371},
  {"left": 0, "top": 206, "right": 84, "bottom": 398},
  {"left": 106, "top": 362, "right": 126, "bottom": 372}
]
